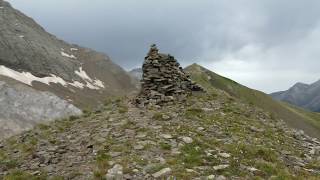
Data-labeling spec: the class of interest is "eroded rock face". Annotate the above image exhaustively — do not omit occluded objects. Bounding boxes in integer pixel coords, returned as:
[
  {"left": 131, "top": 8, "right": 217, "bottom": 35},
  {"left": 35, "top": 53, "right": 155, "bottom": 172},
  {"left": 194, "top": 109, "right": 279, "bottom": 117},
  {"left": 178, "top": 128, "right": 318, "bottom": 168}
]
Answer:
[
  {"left": 0, "top": 79, "right": 82, "bottom": 139},
  {"left": 135, "top": 44, "right": 204, "bottom": 106}
]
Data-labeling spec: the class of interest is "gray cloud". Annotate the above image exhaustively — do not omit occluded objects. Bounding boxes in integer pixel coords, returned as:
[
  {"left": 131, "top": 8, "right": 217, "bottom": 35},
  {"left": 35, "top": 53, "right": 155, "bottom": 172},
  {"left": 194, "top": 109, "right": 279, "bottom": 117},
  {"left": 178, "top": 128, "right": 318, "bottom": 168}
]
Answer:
[{"left": 7, "top": 0, "right": 320, "bottom": 93}]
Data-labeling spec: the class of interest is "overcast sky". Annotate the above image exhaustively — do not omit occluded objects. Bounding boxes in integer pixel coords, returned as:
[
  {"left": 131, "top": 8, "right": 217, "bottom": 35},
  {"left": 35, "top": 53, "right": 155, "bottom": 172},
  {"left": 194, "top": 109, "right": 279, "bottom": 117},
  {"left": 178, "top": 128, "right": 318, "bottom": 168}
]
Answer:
[{"left": 7, "top": 0, "right": 320, "bottom": 93}]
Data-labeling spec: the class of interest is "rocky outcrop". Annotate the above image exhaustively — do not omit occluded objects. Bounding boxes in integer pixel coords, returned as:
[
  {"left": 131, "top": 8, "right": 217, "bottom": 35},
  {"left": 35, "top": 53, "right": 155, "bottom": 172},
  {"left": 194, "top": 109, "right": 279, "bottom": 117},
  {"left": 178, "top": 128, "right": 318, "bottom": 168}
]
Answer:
[
  {"left": 135, "top": 45, "right": 204, "bottom": 106},
  {"left": 0, "top": 78, "right": 81, "bottom": 139}
]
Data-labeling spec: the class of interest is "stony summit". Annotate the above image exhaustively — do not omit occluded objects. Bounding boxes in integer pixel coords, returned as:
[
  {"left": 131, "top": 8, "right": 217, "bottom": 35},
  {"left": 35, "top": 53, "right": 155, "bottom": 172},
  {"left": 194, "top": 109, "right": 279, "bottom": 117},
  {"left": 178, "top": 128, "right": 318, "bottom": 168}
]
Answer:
[{"left": 135, "top": 44, "right": 204, "bottom": 107}]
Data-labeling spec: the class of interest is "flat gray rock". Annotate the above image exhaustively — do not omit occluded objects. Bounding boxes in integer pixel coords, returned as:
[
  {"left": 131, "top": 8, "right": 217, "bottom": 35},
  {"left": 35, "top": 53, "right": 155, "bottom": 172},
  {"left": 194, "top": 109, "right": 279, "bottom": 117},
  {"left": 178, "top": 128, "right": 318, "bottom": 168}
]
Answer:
[{"left": 0, "top": 79, "right": 81, "bottom": 139}]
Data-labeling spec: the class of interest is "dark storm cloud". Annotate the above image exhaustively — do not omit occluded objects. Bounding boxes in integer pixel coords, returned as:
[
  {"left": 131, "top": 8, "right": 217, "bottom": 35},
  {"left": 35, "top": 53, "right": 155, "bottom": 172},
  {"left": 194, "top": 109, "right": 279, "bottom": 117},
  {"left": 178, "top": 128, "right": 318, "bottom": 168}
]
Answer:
[{"left": 7, "top": 0, "right": 320, "bottom": 93}]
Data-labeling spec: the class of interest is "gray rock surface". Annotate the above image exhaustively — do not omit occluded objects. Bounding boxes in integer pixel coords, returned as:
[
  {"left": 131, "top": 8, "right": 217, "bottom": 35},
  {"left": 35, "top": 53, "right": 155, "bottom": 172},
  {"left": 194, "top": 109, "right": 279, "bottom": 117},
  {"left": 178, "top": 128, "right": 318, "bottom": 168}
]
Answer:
[
  {"left": 271, "top": 80, "right": 320, "bottom": 112},
  {"left": 105, "top": 164, "right": 123, "bottom": 180},
  {"left": 0, "top": 78, "right": 81, "bottom": 139},
  {"left": 152, "top": 167, "right": 172, "bottom": 178}
]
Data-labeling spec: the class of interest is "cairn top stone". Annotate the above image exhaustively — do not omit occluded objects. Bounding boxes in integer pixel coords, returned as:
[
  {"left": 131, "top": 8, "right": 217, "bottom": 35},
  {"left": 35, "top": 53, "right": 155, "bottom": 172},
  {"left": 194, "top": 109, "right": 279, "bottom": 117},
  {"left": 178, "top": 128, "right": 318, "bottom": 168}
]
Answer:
[
  {"left": 147, "top": 44, "right": 160, "bottom": 60},
  {"left": 135, "top": 44, "right": 204, "bottom": 107}
]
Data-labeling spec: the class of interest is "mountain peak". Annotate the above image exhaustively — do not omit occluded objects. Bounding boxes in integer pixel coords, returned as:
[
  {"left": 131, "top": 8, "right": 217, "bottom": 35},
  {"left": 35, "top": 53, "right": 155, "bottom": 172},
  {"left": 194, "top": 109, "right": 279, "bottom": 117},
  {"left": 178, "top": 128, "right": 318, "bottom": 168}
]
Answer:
[
  {"left": 189, "top": 63, "right": 201, "bottom": 67},
  {"left": 0, "top": 0, "right": 11, "bottom": 7},
  {"left": 272, "top": 79, "right": 320, "bottom": 112},
  {"left": 288, "top": 82, "right": 310, "bottom": 93},
  {"left": 311, "top": 79, "right": 320, "bottom": 86},
  {"left": 292, "top": 82, "right": 309, "bottom": 88}
]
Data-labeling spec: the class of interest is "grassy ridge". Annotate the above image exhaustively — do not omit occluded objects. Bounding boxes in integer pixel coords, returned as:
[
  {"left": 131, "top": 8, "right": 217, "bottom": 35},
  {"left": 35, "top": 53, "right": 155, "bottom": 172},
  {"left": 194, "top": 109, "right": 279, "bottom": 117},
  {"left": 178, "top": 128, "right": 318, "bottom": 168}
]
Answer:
[
  {"left": 185, "top": 64, "right": 320, "bottom": 138},
  {"left": 1, "top": 91, "right": 320, "bottom": 179},
  {"left": 283, "top": 102, "right": 320, "bottom": 130}
]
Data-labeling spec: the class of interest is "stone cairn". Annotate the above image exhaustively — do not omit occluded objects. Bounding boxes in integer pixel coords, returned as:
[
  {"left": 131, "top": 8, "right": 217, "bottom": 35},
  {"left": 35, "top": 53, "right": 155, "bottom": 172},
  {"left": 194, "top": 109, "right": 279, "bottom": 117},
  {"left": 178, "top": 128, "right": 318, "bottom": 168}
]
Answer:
[{"left": 135, "top": 44, "right": 204, "bottom": 107}]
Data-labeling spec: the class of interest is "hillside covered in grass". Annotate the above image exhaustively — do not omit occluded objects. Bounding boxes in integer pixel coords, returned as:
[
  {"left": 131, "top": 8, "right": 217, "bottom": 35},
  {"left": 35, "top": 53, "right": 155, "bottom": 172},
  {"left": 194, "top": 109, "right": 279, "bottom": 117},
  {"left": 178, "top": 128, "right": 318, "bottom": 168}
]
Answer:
[
  {"left": 1, "top": 82, "right": 320, "bottom": 179},
  {"left": 185, "top": 64, "right": 320, "bottom": 139}
]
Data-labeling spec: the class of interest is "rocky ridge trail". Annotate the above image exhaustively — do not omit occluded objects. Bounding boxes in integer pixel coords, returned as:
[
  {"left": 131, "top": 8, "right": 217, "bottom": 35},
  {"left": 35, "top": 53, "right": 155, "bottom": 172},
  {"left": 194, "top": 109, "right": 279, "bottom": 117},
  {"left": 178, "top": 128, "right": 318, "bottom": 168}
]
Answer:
[{"left": 0, "top": 89, "right": 320, "bottom": 179}]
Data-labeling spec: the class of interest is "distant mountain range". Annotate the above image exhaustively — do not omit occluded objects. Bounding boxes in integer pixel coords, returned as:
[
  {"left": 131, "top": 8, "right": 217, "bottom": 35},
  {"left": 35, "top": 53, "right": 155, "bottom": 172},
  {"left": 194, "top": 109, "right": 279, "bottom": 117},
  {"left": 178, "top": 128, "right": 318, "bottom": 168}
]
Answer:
[{"left": 271, "top": 80, "right": 320, "bottom": 112}]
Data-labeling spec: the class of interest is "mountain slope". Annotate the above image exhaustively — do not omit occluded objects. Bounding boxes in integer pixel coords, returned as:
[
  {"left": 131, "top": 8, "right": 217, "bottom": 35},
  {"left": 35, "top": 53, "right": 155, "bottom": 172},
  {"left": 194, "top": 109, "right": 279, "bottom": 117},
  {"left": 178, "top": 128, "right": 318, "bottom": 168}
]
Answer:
[
  {"left": 271, "top": 80, "right": 320, "bottom": 112},
  {"left": 0, "top": 0, "right": 137, "bottom": 108},
  {"left": 185, "top": 64, "right": 320, "bottom": 139},
  {"left": 1, "top": 88, "right": 320, "bottom": 179},
  {"left": 0, "top": 0, "right": 137, "bottom": 138}
]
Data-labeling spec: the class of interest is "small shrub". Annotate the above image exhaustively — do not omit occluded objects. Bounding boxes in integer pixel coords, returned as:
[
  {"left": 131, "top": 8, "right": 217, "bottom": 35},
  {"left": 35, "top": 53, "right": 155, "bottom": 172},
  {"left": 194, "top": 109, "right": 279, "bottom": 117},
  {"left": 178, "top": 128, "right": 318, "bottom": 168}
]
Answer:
[
  {"left": 0, "top": 159, "right": 18, "bottom": 170},
  {"left": 93, "top": 170, "right": 105, "bottom": 180},
  {"left": 94, "top": 110, "right": 102, "bottom": 114},
  {"left": 82, "top": 109, "right": 92, "bottom": 117},
  {"left": 3, "top": 170, "right": 47, "bottom": 180},
  {"left": 118, "top": 106, "right": 128, "bottom": 114},
  {"left": 94, "top": 150, "right": 111, "bottom": 177},
  {"left": 152, "top": 112, "right": 163, "bottom": 120},
  {"left": 185, "top": 108, "right": 204, "bottom": 118},
  {"left": 38, "top": 124, "right": 50, "bottom": 130},
  {"left": 180, "top": 144, "right": 202, "bottom": 168},
  {"left": 69, "top": 115, "right": 79, "bottom": 121},
  {"left": 160, "top": 142, "right": 172, "bottom": 150}
]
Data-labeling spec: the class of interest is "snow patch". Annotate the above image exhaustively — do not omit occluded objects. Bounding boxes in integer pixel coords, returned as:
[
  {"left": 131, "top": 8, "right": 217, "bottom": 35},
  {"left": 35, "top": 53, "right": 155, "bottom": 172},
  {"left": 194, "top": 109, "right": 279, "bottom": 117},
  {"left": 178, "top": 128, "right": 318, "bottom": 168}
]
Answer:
[
  {"left": 68, "top": 81, "right": 85, "bottom": 89},
  {"left": 61, "top": 51, "right": 77, "bottom": 59},
  {"left": 93, "top": 79, "right": 105, "bottom": 88},
  {"left": 19, "top": 35, "right": 24, "bottom": 38},
  {"left": 0, "top": 65, "right": 105, "bottom": 90},
  {"left": 74, "top": 67, "right": 105, "bottom": 89},
  {"left": 85, "top": 82, "right": 98, "bottom": 90},
  {"left": 0, "top": 65, "right": 67, "bottom": 86},
  {"left": 70, "top": 48, "right": 78, "bottom": 51},
  {"left": 75, "top": 67, "right": 92, "bottom": 81}
]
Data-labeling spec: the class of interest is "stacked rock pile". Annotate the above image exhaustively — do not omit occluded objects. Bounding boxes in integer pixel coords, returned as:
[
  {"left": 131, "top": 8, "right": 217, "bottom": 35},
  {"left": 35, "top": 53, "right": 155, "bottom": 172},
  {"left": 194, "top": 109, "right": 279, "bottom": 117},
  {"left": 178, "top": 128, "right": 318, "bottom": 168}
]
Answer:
[{"left": 135, "top": 44, "right": 204, "bottom": 107}]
